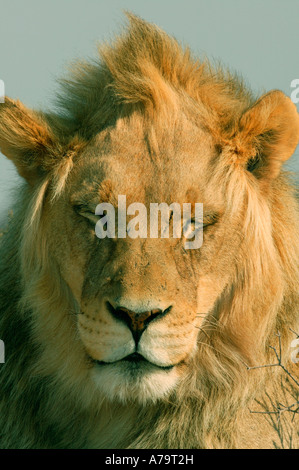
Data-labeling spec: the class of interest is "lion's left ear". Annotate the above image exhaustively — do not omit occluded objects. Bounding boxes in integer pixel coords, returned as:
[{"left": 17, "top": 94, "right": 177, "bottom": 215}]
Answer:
[{"left": 232, "top": 90, "right": 299, "bottom": 180}]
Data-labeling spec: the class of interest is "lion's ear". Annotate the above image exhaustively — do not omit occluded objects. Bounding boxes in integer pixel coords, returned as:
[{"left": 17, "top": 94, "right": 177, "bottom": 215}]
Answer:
[
  {"left": 233, "top": 90, "right": 299, "bottom": 180},
  {"left": 0, "top": 98, "right": 62, "bottom": 185}
]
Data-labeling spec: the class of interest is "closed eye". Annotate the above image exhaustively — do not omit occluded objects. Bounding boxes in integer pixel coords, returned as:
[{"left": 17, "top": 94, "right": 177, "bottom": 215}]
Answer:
[
  {"left": 202, "top": 213, "right": 219, "bottom": 227},
  {"left": 183, "top": 213, "right": 218, "bottom": 239},
  {"left": 73, "top": 204, "right": 100, "bottom": 225},
  {"left": 188, "top": 214, "right": 218, "bottom": 229},
  {"left": 183, "top": 219, "right": 202, "bottom": 239}
]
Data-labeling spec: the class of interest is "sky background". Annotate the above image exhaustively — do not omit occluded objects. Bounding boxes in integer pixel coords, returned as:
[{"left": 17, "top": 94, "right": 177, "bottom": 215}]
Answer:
[{"left": 0, "top": 0, "right": 298, "bottom": 220}]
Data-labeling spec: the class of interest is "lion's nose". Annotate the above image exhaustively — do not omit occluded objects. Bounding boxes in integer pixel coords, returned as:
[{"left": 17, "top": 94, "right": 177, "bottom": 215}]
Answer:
[{"left": 106, "top": 302, "right": 172, "bottom": 344}]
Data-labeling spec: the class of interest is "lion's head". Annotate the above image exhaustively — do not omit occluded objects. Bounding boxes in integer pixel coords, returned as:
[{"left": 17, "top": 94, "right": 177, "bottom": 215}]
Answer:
[
  {"left": 48, "top": 115, "right": 235, "bottom": 403},
  {"left": 0, "top": 14, "right": 298, "bottom": 448}
]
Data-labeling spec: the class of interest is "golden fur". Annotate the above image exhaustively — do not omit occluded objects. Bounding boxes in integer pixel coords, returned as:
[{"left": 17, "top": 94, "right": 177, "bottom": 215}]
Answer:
[{"left": 0, "top": 13, "right": 298, "bottom": 448}]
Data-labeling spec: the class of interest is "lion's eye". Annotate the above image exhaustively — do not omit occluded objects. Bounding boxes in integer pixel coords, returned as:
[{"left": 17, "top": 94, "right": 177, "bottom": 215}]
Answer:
[
  {"left": 183, "top": 214, "right": 218, "bottom": 239},
  {"left": 203, "top": 213, "right": 219, "bottom": 227},
  {"left": 183, "top": 219, "right": 203, "bottom": 239},
  {"left": 73, "top": 205, "right": 100, "bottom": 225}
]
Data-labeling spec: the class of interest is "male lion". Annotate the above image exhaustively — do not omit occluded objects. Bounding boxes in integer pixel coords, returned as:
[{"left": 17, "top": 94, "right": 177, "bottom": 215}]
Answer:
[{"left": 0, "top": 14, "right": 298, "bottom": 449}]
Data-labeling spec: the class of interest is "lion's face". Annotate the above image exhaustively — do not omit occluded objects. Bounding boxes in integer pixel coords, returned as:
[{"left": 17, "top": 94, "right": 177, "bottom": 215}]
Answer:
[{"left": 46, "top": 115, "right": 242, "bottom": 403}]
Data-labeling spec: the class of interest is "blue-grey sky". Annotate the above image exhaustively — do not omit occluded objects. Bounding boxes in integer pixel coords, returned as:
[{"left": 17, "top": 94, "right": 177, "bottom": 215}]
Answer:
[{"left": 0, "top": 0, "right": 298, "bottom": 219}]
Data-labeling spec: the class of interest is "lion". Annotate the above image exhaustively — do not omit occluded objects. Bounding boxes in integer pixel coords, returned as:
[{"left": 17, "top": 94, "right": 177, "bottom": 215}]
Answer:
[{"left": 0, "top": 13, "right": 298, "bottom": 449}]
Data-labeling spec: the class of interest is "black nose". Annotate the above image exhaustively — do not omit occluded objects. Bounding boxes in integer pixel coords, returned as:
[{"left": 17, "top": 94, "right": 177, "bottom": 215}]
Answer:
[{"left": 106, "top": 302, "right": 172, "bottom": 344}]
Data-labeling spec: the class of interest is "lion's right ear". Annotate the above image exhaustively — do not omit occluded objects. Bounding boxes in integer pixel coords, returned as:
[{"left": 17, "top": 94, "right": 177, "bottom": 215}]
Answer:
[{"left": 0, "top": 98, "right": 62, "bottom": 185}]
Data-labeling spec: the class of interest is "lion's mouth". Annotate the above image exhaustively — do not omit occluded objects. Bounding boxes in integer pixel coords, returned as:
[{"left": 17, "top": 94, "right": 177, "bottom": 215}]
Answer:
[{"left": 93, "top": 352, "right": 175, "bottom": 371}]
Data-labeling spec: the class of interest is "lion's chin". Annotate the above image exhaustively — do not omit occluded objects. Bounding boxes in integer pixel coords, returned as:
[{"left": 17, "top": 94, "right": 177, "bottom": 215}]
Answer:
[{"left": 91, "top": 360, "right": 182, "bottom": 404}]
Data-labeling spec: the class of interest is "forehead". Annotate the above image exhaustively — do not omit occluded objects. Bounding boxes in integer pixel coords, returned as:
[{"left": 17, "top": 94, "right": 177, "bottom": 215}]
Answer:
[{"left": 70, "top": 114, "right": 218, "bottom": 205}]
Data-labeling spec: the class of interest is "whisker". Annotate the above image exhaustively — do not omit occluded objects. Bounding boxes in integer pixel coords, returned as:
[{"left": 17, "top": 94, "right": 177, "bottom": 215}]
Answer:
[{"left": 195, "top": 326, "right": 211, "bottom": 340}]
